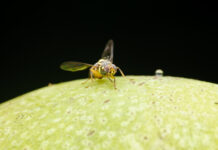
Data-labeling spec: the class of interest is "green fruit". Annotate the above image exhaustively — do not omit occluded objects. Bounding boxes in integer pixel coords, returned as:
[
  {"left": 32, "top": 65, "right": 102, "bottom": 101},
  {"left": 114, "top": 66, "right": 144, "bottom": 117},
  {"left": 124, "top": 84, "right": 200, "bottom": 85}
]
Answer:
[{"left": 0, "top": 76, "right": 217, "bottom": 150}]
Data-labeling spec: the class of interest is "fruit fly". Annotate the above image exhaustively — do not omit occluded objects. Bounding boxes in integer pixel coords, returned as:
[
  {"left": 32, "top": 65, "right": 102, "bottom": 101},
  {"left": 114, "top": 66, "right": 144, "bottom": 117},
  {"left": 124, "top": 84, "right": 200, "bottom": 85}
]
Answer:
[{"left": 60, "top": 40, "right": 125, "bottom": 88}]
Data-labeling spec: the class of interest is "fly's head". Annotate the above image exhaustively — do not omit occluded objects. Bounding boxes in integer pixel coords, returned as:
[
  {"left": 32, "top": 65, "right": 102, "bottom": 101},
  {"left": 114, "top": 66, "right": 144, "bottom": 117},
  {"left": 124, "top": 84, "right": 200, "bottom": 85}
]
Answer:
[{"left": 102, "top": 63, "right": 117, "bottom": 76}]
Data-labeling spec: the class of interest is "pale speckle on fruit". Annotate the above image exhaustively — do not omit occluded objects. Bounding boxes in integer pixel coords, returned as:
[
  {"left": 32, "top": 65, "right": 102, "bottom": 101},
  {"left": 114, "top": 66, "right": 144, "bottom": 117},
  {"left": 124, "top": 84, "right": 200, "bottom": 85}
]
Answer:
[
  {"left": 41, "top": 140, "right": 49, "bottom": 149},
  {"left": 52, "top": 118, "right": 62, "bottom": 123},
  {"left": 0, "top": 76, "right": 218, "bottom": 150},
  {"left": 65, "top": 125, "right": 74, "bottom": 132},
  {"left": 47, "top": 128, "right": 56, "bottom": 134},
  {"left": 99, "top": 130, "right": 106, "bottom": 137},
  {"left": 102, "top": 140, "right": 111, "bottom": 148},
  {"left": 38, "top": 113, "right": 47, "bottom": 119}
]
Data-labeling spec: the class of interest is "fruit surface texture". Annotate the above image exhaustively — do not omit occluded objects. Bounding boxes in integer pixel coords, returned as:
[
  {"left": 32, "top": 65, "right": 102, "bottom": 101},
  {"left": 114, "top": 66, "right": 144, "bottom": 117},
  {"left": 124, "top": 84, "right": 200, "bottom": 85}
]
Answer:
[{"left": 0, "top": 76, "right": 217, "bottom": 150}]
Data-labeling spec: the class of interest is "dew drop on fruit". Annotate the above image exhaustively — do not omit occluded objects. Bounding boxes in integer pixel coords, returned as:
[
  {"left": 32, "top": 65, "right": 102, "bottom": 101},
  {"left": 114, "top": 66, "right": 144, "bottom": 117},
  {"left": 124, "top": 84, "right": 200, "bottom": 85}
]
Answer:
[{"left": 155, "top": 69, "right": 164, "bottom": 77}]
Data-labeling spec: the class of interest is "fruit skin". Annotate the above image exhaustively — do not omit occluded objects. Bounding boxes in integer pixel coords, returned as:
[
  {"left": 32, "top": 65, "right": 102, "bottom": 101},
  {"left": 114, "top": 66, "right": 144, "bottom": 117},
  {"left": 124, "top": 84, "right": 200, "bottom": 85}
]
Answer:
[{"left": 0, "top": 76, "right": 217, "bottom": 150}]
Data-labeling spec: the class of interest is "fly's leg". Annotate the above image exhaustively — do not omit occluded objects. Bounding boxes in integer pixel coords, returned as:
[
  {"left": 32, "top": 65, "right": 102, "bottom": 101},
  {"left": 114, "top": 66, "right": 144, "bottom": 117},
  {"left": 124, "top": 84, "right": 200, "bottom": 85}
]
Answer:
[
  {"left": 82, "top": 70, "right": 93, "bottom": 84},
  {"left": 117, "top": 67, "right": 126, "bottom": 77},
  {"left": 107, "top": 77, "right": 113, "bottom": 83},
  {"left": 107, "top": 76, "right": 116, "bottom": 89},
  {"left": 90, "top": 71, "right": 94, "bottom": 82},
  {"left": 113, "top": 77, "right": 116, "bottom": 89},
  {"left": 117, "top": 67, "right": 134, "bottom": 84}
]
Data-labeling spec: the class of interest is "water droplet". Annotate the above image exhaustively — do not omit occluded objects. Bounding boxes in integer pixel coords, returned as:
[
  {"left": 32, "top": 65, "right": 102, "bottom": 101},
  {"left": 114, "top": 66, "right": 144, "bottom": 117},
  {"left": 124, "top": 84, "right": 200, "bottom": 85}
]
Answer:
[{"left": 155, "top": 69, "right": 164, "bottom": 77}]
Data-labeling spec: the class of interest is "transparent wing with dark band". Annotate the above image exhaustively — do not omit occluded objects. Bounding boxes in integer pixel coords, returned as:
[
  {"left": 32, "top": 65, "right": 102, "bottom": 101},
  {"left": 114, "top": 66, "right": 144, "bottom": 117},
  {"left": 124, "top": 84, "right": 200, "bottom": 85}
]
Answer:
[
  {"left": 101, "top": 39, "right": 114, "bottom": 62},
  {"left": 60, "top": 61, "right": 93, "bottom": 72}
]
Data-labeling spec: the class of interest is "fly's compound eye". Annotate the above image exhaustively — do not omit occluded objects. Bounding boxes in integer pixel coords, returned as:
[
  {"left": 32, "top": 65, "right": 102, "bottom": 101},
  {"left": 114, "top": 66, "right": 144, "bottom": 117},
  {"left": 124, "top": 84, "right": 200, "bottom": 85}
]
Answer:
[
  {"left": 110, "top": 67, "right": 117, "bottom": 74},
  {"left": 112, "top": 65, "right": 117, "bottom": 72},
  {"left": 103, "top": 66, "right": 109, "bottom": 73}
]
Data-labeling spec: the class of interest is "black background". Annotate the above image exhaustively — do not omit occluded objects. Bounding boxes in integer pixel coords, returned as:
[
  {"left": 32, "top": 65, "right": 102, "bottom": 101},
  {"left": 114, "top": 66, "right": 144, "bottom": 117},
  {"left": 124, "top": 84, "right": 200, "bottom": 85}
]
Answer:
[{"left": 1, "top": 1, "right": 218, "bottom": 102}]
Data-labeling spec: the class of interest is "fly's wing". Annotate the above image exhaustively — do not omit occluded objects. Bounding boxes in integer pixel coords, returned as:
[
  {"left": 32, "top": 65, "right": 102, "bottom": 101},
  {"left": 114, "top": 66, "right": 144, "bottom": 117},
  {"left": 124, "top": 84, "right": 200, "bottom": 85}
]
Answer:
[
  {"left": 60, "top": 61, "right": 92, "bottom": 72},
  {"left": 101, "top": 39, "right": 114, "bottom": 63}
]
